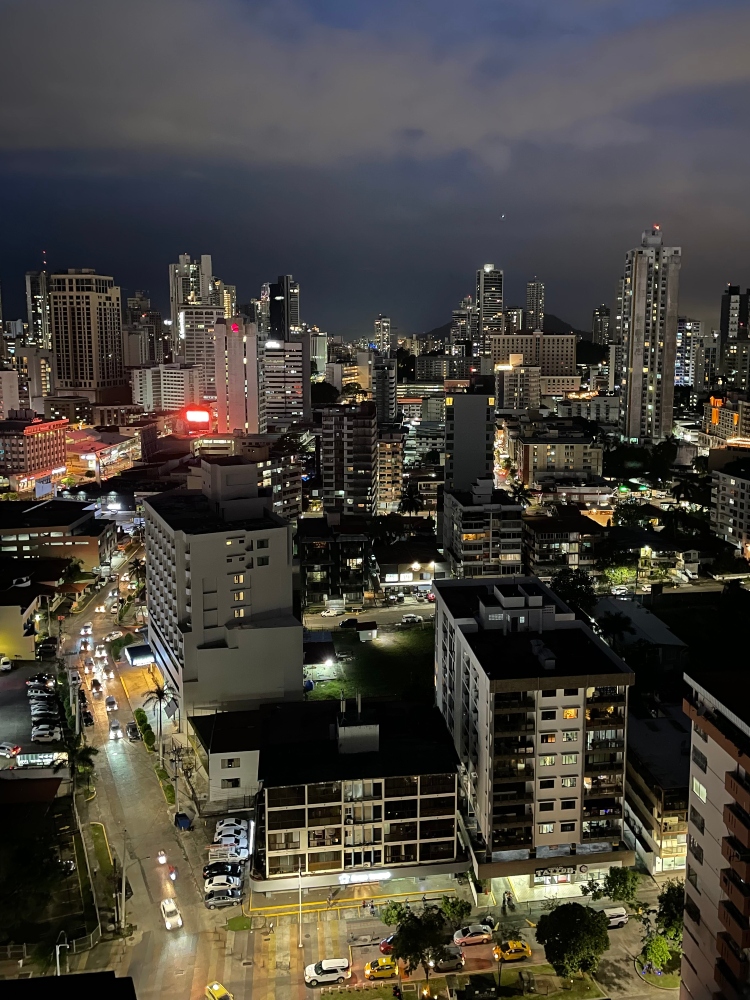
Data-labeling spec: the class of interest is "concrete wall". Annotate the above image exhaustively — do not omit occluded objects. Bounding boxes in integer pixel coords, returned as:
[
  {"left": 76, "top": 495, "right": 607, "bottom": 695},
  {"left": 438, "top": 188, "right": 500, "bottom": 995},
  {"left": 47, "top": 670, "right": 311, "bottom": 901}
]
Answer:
[
  {"left": 208, "top": 748, "right": 260, "bottom": 802},
  {"left": 0, "top": 601, "right": 37, "bottom": 660}
]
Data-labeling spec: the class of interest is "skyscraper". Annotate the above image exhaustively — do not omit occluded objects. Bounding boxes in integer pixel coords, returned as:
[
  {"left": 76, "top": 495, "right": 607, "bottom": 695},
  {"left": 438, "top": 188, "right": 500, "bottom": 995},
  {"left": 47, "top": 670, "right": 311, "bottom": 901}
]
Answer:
[
  {"left": 169, "top": 253, "right": 215, "bottom": 327},
  {"left": 525, "top": 278, "right": 545, "bottom": 331},
  {"left": 476, "top": 264, "right": 504, "bottom": 356},
  {"left": 503, "top": 308, "right": 525, "bottom": 335},
  {"left": 269, "top": 275, "right": 300, "bottom": 340},
  {"left": 264, "top": 336, "right": 311, "bottom": 427},
  {"left": 25, "top": 272, "right": 51, "bottom": 349},
  {"left": 49, "top": 269, "right": 126, "bottom": 403},
  {"left": 321, "top": 402, "right": 378, "bottom": 514},
  {"left": 720, "top": 284, "right": 750, "bottom": 344},
  {"left": 214, "top": 316, "right": 266, "bottom": 435},
  {"left": 617, "top": 227, "right": 681, "bottom": 443},
  {"left": 675, "top": 316, "right": 702, "bottom": 387},
  {"left": 444, "top": 392, "right": 496, "bottom": 492},
  {"left": 374, "top": 314, "right": 392, "bottom": 355},
  {"left": 450, "top": 296, "right": 476, "bottom": 353},
  {"left": 591, "top": 304, "right": 611, "bottom": 346},
  {"left": 373, "top": 357, "right": 397, "bottom": 422},
  {"left": 176, "top": 306, "right": 223, "bottom": 399},
  {"left": 309, "top": 329, "right": 328, "bottom": 376}
]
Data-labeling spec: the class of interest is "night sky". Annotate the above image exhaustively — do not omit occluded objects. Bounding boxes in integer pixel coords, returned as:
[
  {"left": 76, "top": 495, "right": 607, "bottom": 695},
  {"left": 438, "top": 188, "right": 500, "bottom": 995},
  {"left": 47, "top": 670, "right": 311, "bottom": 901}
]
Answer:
[{"left": 1, "top": 0, "right": 749, "bottom": 337}]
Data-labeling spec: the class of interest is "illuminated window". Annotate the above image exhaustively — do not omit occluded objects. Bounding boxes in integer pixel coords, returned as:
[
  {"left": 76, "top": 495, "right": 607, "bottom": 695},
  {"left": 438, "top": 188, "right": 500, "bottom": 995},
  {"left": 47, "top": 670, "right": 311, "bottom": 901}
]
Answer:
[
  {"left": 540, "top": 734, "right": 556, "bottom": 744},
  {"left": 234, "top": 608, "right": 245, "bottom": 619},
  {"left": 562, "top": 731, "right": 578, "bottom": 742},
  {"left": 562, "top": 708, "right": 579, "bottom": 720},
  {"left": 692, "top": 777, "right": 706, "bottom": 803},
  {"left": 561, "top": 753, "right": 578, "bottom": 765},
  {"left": 233, "top": 591, "right": 244, "bottom": 601},
  {"left": 233, "top": 574, "right": 245, "bottom": 585},
  {"left": 538, "top": 823, "right": 554, "bottom": 835},
  {"left": 561, "top": 777, "right": 577, "bottom": 788},
  {"left": 539, "top": 755, "right": 555, "bottom": 767}
]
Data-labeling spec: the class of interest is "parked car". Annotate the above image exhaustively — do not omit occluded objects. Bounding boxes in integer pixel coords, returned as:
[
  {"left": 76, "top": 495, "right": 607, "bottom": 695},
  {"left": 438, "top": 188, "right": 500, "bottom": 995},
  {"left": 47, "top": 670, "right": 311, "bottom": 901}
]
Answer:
[
  {"left": 453, "top": 925, "right": 493, "bottom": 946},
  {"left": 379, "top": 935, "right": 395, "bottom": 954},
  {"left": 401, "top": 614, "right": 423, "bottom": 624},
  {"left": 105, "top": 695, "right": 118, "bottom": 712},
  {"left": 109, "top": 719, "right": 123, "bottom": 740},
  {"left": 28, "top": 688, "right": 56, "bottom": 700},
  {"left": 364, "top": 958, "right": 398, "bottom": 980},
  {"left": 214, "top": 823, "right": 248, "bottom": 839},
  {"left": 0, "top": 742, "right": 21, "bottom": 758},
  {"left": 77, "top": 688, "right": 88, "bottom": 705},
  {"left": 304, "top": 959, "right": 351, "bottom": 986},
  {"left": 213, "top": 835, "right": 248, "bottom": 850},
  {"left": 105, "top": 631, "right": 123, "bottom": 641},
  {"left": 82, "top": 711, "right": 94, "bottom": 728},
  {"left": 320, "top": 609, "right": 340, "bottom": 617},
  {"left": 202, "top": 862, "right": 244, "bottom": 880},
  {"left": 0, "top": 656, "right": 11, "bottom": 671},
  {"left": 493, "top": 941, "right": 532, "bottom": 962},
  {"left": 204, "top": 888, "right": 242, "bottom": 909},
  {"left": 126, "top": 721, "right": 141, "bottom": 741},
  {"left": 160, "top": 897, "right": 183, "bottom": 930},
  {"left": 338, "top": 618, "right": 359, "bottom": 629},
  {"left": 31, "top": 726, "right": 62, "bottom": 743},
  {"left": 426, "top": 592, "right": 436, "bottom": 603},
  {"left": 604, "top": 907, "right": 629, "bottom": 929},
  {"left": 610, "top": 585, "right": 629, "bottom": 596},
  {"left": 204, "top": 876, "right": 242, "bottom": 892},
  {"left": 27, "top": 673, "right": 55, "bottom": 687},
  {"left": 429, "top": 945, "right": 465, "bottom": 972}
]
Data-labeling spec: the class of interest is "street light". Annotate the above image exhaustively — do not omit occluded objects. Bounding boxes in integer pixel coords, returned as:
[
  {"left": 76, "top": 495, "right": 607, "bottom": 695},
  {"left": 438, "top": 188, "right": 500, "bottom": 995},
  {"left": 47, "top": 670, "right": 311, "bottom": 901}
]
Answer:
[{"left": 55, "top": 931, "right": 68, "bottom": 976}]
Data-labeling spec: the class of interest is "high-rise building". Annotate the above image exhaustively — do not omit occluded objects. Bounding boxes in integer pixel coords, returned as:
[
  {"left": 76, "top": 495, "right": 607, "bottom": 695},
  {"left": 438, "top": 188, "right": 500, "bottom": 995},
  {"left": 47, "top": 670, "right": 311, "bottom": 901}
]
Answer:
[
  {"left": 374, "top": 314, "right": 392, "bottom": 355},
  {"left": 503, "top": 308, "right": 525, "bottom": 336},
  {"left": 131, "top": 363, "right": 203, "bottom": 412},
  {"left": 373, "top": 357, "right": 397, "bottom": 422},
  {"left": 125, "top": 289, "right": 152, "bottom": 325},
  {"left": 321, "top": 402, "right": 378, "bottom": 515},
  {"left": 213, "top": 279, "right": 237, "bottom": 319},
  {"left": 144, "top": 457, "right": 302, "bottom": 715},
  {"left": 264, "top": 336, "right": 311, "bottom": 428},
  {"left": 214, "top": 316, "right": 266, "bottom": 435},
  {"left": 444, "top": 392, "right": 496, "bottom": 492},
  {"left": 25, "top": 272, "right": 51, "bottom": 349},
  {"left": 525, "top": 278, "right": 545, "bottom": 331},
  {"left": 0, "top": 371, "right": 20, "bottom": 419},
  {"left": 693, "top": 330, "right": 721, "bottom": 391},
  {"left": 675, "top": 316, "right": 702, "bottom": 387},
  {"left": 434, "top": 577, "right": 634, "bottom": 888},
  {"left": 617, "top": 226, "right": 681, "bottom": 443},
  {"left": 476, "top": 264, "right": 504, "bottom": 356},
  {"left": 720, "top": 284, "right": 750, "bottom": 344},
  {"left": 591, "top": 304, "right": 611, "bottom": 346},
  {"left": 711, "top": 456, "right": 750, "bottom": 556},
  {"left": 377, "top": 424, "right": 405, "bottom": 512},
  {"left": 268, "top": 275, "right": 300, "bottom": 340},
  {"left": 681, "top": 671, "right": 750, "bottom": 1000},
  {"left": 49, "top": 269, "right": 127, "bottom": 403},
  {"left": 18, "top": 347, "right": 53, "bottom": 411},
  {"left": 490, "top": 330, "right": 576, "bottom": 376},
  {"left": 169, "top": 253, "right": 216, "bottom": 327},
  {"left": 309, "top": 329, "right": 328, "bottom": 377},
  {"left": 494, "top": 354, "right": 541, "bottom": 410},
  {"left": 450, "top": 296, "right": 476, "bottom": 351},
  {"left": 176, "top": 305, "right": 223, "bottom": 399}
]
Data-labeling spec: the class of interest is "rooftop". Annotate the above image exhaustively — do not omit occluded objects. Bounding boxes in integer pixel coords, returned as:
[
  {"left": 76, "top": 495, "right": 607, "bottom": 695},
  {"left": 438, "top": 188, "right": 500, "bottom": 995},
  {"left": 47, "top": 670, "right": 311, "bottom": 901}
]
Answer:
[
  {"left": 190, "top": 700, "right": 458, "bottom": 787},
  {"left": 594, "top": 598, "right": 687, "bottom": 648},
  {"left": 523, "top": 512, "right": 607, "bottom": 535},
  {"left": 434, "top": 578, "right": 571, "bottom": 622},
  {"left": 0, "top": 499, "right": 92, "bottom": 529},
  {"left": 626, "top": 704, "right": 691, "bottom": 790},
  {"left": 446, "top": 488, "right": 518, "bottom": 508},
  {"left": 686, "top": 670, "right": 750, "bottom": 737},
  {"left": 145, "top": 488, "right": 285, "bottom": 535}
]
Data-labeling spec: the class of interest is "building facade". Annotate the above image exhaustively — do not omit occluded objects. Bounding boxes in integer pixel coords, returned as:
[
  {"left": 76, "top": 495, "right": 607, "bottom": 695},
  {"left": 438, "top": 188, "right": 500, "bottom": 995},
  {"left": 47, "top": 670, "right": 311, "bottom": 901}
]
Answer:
[
  {"left": 131, "top": 364, "right": 204, "bottom": 412},
  {"left": 490, "top": 330, "right": 576, "bottom": 376},
  {"left": 264, "top": 337, "right": 311, "bottom": 428},
  {"left": 711, "top": 457, "right": 750, "bottom": 557},
  {"left": 444, "top": 393, "right": 496, "bottom": 493},
  {"left": 296, "top": 514, "right": 372, "bottom": 610},
  {"left": 0, "top": 499, "right": 116, "bottom": 571},
  {"left": 476, "top": 265, "right": 504, "bottom": 356},
  {"left": 176, "top": 305, "right": 224, "bottom": 400},
  {"left": 268, "top": 275, "right": 300, "bottom": 340},
  {"left": 214, "top": 316, "right": 266, "bottom": 435},
  {"left": 522, "top": 510, "right": 605, "bottom": 581},
  {"left": 0, "top": 410, "right": 68, "bottom": 492},
  {"left": 377, "top": 425, "right": 404, "bottom": 512},
  {"left": 25, "top": 271, "right": 51, "bottom": 349},
  {"left": 592, "top": 305, "right": 611, "bottom": 347},
  {"left": 320, "top": 402, "right": 378, "bottom": 516},
  {"left": 374, "top": 314, "right": 391, "bottom": 356},
  {"left": 442, "top": 480, "right": 523, "bottom": 578},
  {"left": 526, "top": 279, "right": 545, "bottom": 331}
]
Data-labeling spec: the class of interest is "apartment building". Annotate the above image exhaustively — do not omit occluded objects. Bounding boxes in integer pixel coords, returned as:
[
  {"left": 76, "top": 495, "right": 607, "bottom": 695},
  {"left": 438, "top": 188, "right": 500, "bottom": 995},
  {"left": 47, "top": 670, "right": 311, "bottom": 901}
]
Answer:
[
  {"left": 0, "top": 499, "right": 116, "bottom": 571},
  {"left": 623, "top": 705, "right": 689, "bottom": 876},
  {"left": 190, "top": 699, "right": 462, "bottom": 892},
  {"left": 557, "top": 395, "right": 621, "bottom": 429},
  {"left": 144, "top": 457, "right": 302, "bottom": 716},
  {"left": 264, "top": 336, "right": 312, "bottom": 428},
  {"left": 433, "top": 577, "right": 635, "bottom": 892},
  {"left": 444, "top": 393, "right": 496, "bottom": 493},
  {"left": 700, "top": 396, "right": 750, "bottom": 451},
  {"left": 522, "top": 509, "right": 606, "bottom": 581},
  {"left": 0, "top": 410, "right": 68, "bottom": 492},
  {"left": 503, "top": 416, "right": 603, "bottom": 486},
  {"left": 131, "top": 364, "right": 204, "bottom": 412},
  {"left": 376, "top": 424, "right": 404, "bottom": 512},
  {"left": 681, "top": 672, "right": 750, "bottom": 1000},
  {"left": 321, "top": 402, "right": 378, "bottom": 516},
  {"left": 296, "top": 514, "right": 372, "bottom": 610},
  {"left": 490, "top": 331, "right": 576, "bottom": 376},
  {"left": 442, "top": 480, "right": 523, "bottom": 578},
  {"left": 711, "top": 457, "right": 750, "bottom": 557},
  {"left": 415, "top": 355, "right": 476, "bottom": 381},
  {"left": 214, "top": 316, "right": 266, "bottom": 435}
]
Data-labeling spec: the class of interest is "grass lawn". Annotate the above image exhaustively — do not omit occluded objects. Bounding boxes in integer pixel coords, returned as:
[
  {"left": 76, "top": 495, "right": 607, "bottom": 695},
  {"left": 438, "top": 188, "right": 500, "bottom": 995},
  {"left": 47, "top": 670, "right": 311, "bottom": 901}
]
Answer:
[
  {"left": 500, "top": 965, "right": 605, "bottom": 999},
  {"left": 309, "top": 626, "right": 435, "bottom": 703},
  {"left": 155, "top": 765, "right": 176, "bottom": 804},
  {"left": 636, "top": 953, "right": 681, "bottom": 989},
  {"left": 226, "top": 914, "right": 253, "bottom": 931},
  {"left": 90, "top": 822, "right": 113, "bottom": 879}
]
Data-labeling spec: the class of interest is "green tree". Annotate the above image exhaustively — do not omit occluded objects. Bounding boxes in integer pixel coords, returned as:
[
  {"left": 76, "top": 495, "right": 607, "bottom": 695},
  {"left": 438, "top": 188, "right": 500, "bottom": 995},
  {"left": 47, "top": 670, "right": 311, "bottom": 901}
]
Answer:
[
  {"left": 143, "top": 682, "right": 170, "bottom": 765},
  {"left": 341, "top": 382, "right": 362, "bottom": 397},
  {"left": 536, "top": 903, "right": 609, "bottom": 978},
  {"left": 54, "top": 736, "right": 99, "bottom": 792},
  {"left": 580, "top": 866, "right": 640, "bottom": 904},
  {"left": 550, "top": 567, "right": 597, "bottom": 614},
  {"left": 380, "top": 900, "right": 407, "bottom": 927},
  {"left": 656, "top": 879, "right": 684, "bottom": 945},
  {"left": 310, "top": 381, "right": 340, "bottom": 408},
  {"left": 389, "top": 905, "right": 447, "bottom": 985},
  {"left": 439, "top": 895, "right": 472, "bottom": 928},
  {"left": 509, "top": 481, "right": 533, "bottom": 506},
  {"left": 596, "top": 611, "right": 635, "bottom": 653},
  {"left": 399, "top": 482, "right": 424, "bottom": 515},
  {"left": 643, "top": 933, "right": 672, "bottom": 972}
]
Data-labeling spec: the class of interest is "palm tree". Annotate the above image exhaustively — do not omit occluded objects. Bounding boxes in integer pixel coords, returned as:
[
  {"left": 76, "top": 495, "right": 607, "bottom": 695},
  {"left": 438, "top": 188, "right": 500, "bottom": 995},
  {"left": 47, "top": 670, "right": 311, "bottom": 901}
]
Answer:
[
  {"left": 596, "top": 611, "right": 635, "bottom": 654},
  {"left": 399, "top": 482, "right": 424, "bottom": 515},
  {"left": 143, "top": 683, "right": 170, "bottom": 766},
  {"left": 509, "top": 482, "right": 533, "bottom": 507},
  {"left": 54, "top": 735, "right": 99, "bottom": 793}
]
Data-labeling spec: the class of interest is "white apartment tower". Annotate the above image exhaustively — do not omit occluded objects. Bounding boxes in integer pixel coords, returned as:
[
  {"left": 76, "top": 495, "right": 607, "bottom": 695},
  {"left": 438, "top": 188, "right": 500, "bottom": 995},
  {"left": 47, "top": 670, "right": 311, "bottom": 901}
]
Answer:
[
  {"left": 48, "top": 269, "right": 126, "bottom": 403},
  {"left": 374, "top": 314, "right": 392, "bottom": 355},
  {"left": 131, "top": 364, "right": 204, "bottom": 412},
  {"left": 526, "top": 279, "right": 545, "bottom": 331},
  {"left": 617, "top": 226, "right": 682, "bottom": 443},
  {"left": 214, "top": 316, "right": 266, "bottom": 435},
  {"left": 144, "top": 457, "right": 302, "bottom": 716},
  {"left": 264, "top": 336, "right": 311, "bottom": 428},
  {"left": 176, "top": 305, "right": 224, "bottom": 400},
  {"left": 476, "top": 264, "right": 504, "bottom": 356}
]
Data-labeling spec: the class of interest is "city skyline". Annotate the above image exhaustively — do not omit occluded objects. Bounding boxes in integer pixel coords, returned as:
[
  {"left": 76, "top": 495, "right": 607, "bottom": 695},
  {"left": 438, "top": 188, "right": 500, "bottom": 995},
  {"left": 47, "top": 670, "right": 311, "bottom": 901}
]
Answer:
[{"left": 1, "top": 0, "right": 749, "bottom": 334}]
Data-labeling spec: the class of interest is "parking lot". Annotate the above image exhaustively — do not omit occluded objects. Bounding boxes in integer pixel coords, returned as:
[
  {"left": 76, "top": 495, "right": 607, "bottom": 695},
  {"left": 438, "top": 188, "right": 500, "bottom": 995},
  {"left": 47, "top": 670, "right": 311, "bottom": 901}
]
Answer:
[{"left": 0, "top": 657, "right": 66, "bottom": 759}]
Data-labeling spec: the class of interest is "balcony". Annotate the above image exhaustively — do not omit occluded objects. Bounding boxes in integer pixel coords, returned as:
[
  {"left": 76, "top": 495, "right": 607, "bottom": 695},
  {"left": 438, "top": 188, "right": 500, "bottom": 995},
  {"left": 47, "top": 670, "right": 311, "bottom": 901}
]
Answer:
[
  {"left": 494, "top": 765, "right": 534, "bottom": 784},
  {"left": 587, "top": 690, "right": 626, "bottom": 706},
  {"left": 585, "top": 781, "right": 623, "bottom": 799},
  {"left": 715, "top": 959, "right": 748, "bottom": 1000},
  {"left": 721, "top": 868, "right": 750, "bottom": 918},
  {"left": 586, "top": 738, "right": 626, "bottom": 751},
  {"left": 494, "top": 697, "right": 535, "bottom": 712},
  {"left": 725, "top": 803, "right": 750, "bottom": 851},
  {"left": 723, "top": 837, "right": 750, "bottom": 883},
  {"left": 717, "top": 932, "right": 750, "bottom": 982},
  {"left": 495, "top": 719, "right": 535, "bottom": 736},
  {"left": 584, "top": 804, "right": 623, "bottom": 820},
  {"left": 727, "top": 771, "right": 750, "bottom": 815},
  {"left": 493, "top": 815, "right": 533, "bottom": 831},
  {"left": 495, "top": 741, "right": 535, "bottom": 758},
  {"left": 584, "top": 760, "right": 624, "bottom": 776},
  {"left": 719, "top": 900, "right": 750, "bottom": 950},
  {"left": 586, "top": 711, "right": 626, "bottom": 728},
  {"left": 494, "top": 790, "right": 534, "bottom": 807},
  {"left": 581, "top": 825, "right": 620, "bottom": 842}
]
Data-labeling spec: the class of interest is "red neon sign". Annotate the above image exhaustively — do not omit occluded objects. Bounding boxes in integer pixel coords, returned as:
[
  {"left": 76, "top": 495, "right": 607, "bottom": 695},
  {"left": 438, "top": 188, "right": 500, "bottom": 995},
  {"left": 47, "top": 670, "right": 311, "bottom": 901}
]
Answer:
[{"left": 185, "top": 409, "right": 210, "bottom": 424}]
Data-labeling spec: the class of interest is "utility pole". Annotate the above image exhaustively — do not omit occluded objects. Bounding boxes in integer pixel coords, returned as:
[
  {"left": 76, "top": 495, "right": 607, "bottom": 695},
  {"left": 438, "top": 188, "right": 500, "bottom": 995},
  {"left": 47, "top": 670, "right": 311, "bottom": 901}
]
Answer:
[
  {"left": 298, "top": 859, "right": 303, "bottom": 948},
  {"left": 120, "top": 830, "right": 127, "bottom": 934}
]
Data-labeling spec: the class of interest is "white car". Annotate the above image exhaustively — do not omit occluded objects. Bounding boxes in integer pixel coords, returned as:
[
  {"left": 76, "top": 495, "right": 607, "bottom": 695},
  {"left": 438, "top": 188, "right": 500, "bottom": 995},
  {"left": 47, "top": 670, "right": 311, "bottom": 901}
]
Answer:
[
  {"left": 160, "top": 897, "right": 183, "bottom": 930},
  {"left": 209, "top": 846, "right": 249, "bottom": 862},
  {"left": 204, "top": 875, "right": 242, "bottom": 892},
  {"left": 610, "top": 585, "right": 629, "bottom": 596},
  {"left": 109, "top": 719, "right": 123, "bottom": 740},
  {"left": 214, "top": 824, "right": 247, "bottom": 840},
  {"left": 320, "top": 609, "right": 339, "bottom": 617},
  {"left": 213, "top": 835, "right": 249, "bottom": 850},
  {"left": 0, "top": 742, "right": 21, "bottom": 758},
  {"left": 105, "top": 695, "right": 118, "bottom": 712},
  {"left": 0, "top": 656, "right": 11, "bottom": 672},
  {"left": 215, "top": 817, "right": 249, "bottom": 833},
  {"left": 95, "top": 645, "right": 107, "bottom": 659},
  {"left": 94, "top": 605, "right": 106, "bottom": 614},
  {"left": 401, "top": 614, "right": 423, "bottom": 624},
  {"left": 105, "top": 631, "right": 123, "bottom": 641},
  {"left": 31, "top": 726, "right": 62, "bottom": 743}
]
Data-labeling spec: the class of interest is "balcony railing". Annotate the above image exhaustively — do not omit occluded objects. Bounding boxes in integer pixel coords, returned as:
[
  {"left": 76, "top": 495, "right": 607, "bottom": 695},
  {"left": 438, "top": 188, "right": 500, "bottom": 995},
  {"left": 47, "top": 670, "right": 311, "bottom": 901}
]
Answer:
[
  {"left": 585, "top": 781, "right": 623, "bottom": 799},
  {"left": 718, "top": 931, "right": 750, "bottom": 982},
  {"left": 727, "top": 770, "right": 750, "bottom": 816},
  {"left": 715, "top": 959, "right": 746, "bottom": 1000},
  {"left": 725, "top": 803, "right": 750, "bottom": 851},
  {"left": 723, "top": 836, "right": 750, "bottom": 883},
  {"left": 586, "top": 738, "right": 625, "bottom": 751},
  {"left": 721, "top": 867, "right": 750, "bottom": 918},
  {"left": 586, "top": 711, "right": 626, "bottom": 728},
  {"left": 584, "top": 760, "right": 624, "bottom": 776},
  {"left": 584, "top": 805, "right": 623, "bottom": 820},
  {"left": 492, "top": 815, "right": 533, "bottom": 831},
  {"left": 719, "top": 899, "right": 750, "bottom": 950},
  {"left": 587, "top": 691, "right": 626, "bottom": 706}
]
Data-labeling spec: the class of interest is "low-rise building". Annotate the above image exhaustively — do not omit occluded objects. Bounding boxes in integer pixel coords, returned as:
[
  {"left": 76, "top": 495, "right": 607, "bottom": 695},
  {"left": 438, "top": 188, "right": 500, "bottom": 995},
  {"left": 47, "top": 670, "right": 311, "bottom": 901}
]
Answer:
[
  {"left": 522, "top": 509, "right": 606, "bottom": 580},
  {"left": 296, "top": 514, "right": 372, "bottom": 610},
  {"left": 0, "top": 409, "right": 68, "bottom": 493},
  {"left": 190, "top": 699, "right": 463, "bottom": 892},
  {"left": 557, "top": 395, "right": 620, "bottom": 428},
  {"left": 0, "top": 499, "right": 116, "bottom": 571},
  {"left": 593, "top": 598, "right": 688, "bottom": 670},
  {"left": 623, "top": 704, "right": 689, "bottom": 876},
  {"left": 442, "top": 480, "right": 523, "bottom": 578},
  {"left": 371, "top": 539, "right": 448, "bottom": 596},
  {"left": 698, "top": 395, "right": 750, "bottom": 451},
  {"left": 42, "top": 395, "right": 94, "bottom": 426},
  {"left": 503, "top": 415, "right": 603, "bottom": 486}
]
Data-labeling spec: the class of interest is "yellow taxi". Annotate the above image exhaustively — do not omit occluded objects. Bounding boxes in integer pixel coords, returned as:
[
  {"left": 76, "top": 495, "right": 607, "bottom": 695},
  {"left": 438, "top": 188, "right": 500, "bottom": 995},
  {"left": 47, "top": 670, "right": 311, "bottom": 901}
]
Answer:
[
  {"left": 205, "top": 983, "right": 233, "bottom": 1000},
  {"left": 364, "top": 957, "right": 399, "bottom": 979},
  {"left": 493, "top": 940, "right": 532, "bottom": 963}
]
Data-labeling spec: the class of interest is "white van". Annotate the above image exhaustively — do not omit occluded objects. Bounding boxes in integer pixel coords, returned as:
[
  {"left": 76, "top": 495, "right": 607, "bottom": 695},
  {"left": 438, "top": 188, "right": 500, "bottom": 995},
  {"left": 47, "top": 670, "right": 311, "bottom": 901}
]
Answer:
[
  {"left": 604, "top": 906, "right": 628, "bottom": 929},
  {"left": 303, "top": 958, "right": 351, "bottom": 986}
]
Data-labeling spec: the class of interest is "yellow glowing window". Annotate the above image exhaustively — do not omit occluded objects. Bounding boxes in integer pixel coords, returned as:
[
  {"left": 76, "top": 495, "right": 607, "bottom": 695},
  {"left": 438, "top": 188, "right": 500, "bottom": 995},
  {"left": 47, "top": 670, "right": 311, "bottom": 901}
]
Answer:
[{"left": 562, "top": 708, "right": 579, "bottom": 720}]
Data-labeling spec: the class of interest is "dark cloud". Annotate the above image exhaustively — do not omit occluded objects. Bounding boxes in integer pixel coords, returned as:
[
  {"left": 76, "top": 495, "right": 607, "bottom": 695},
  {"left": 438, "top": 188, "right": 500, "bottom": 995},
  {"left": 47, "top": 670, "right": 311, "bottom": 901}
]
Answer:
[{"left": 0, "top": 0, "right": 748, "bottom": 334}]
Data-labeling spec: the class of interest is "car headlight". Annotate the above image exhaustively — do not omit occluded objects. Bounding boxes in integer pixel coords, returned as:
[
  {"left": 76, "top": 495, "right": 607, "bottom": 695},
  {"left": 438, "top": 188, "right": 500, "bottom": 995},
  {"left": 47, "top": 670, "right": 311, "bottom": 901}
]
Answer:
[
  {"left": 177, "top": 917, "right": 182, "bottom": 926},
  {"left": 165, "top": 920, "right": 171, "bottom": 929}
]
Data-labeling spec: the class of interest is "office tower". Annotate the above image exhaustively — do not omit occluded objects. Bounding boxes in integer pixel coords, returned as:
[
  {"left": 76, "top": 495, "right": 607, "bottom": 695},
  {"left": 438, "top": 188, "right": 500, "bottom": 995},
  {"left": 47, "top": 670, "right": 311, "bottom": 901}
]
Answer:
[
  {"left": 503, "top": 308, "right": 525, "bottom": 335},
  {"left": 720, "top": 284, "right": 750, "bottom": 344},
  {"left": 25, "top": 271, "right": 51, "bottom": 349},
  {"left": 213, "top": 279, "right": 237, "bottom": 319},
  {"left": 443, "top": 479, "right": 523, "bottom": 578},
  {"left": 373, "top": 357, "right": 397, "bottom": 422},
  {"left": 321, "top": 401, "right": 378, "bottom": 514},
  {"left": 450, "top": 296, "right": 476, "bottom": 351},
  {"left": 444, "top": 392, "right": 496, "bottom": 492},
  {"left": 681, "top": 672, "right": 750, "bottom": 1000},
  {"left": 0, "top": 371, "right": 20, "bottom": 418},
  {"left": 144, "top": 457, "right": 302, "bottom": 714},
  {"left": 49, "top": 269, "right": 126, "bottom": 404},
  {"left": 214, "top": 316, "right": 266, "bottom": 434},
  {"left": 526, "top": 278, "right": 545, "bottom": 331},
  {"left": 675, "top": 316, "right": 702, "bottom": 386},
  {"left": 374, "top": 314, "right": 392, "bottom": 355},
  {"left": 694, "top": 330, "right": 721, "bottom": 391},
  {"left": 309, "top": 329, "right": 328, "bottom": 376},
  {"left": 169, "top": 253, "right": 215, "bottom": 327},
  {"left": 591, "top": 304, "right": 611, "bottom": 346},
  {"left": 175, "top": 305, "right": 223, "bottom": 399},
  {"left": 476, "top": 264, "right": 504, "bottom": 356},
  {"left": 494, "top": 354, "right": 541, "bottom": 410},
  {"left": 264, "top": 335, "right": 311, "bottom": 427},
  {"left": 433, "top": 578, "right": 634, "bottom": 888},
  {"left": 490, "top": 330, "right": 576, "bottom": 376},
  {"left": 617, "top": 226, "right": 681, "bottom": 443},
  {"left": 131, "top": 363, "right": 204, "bottom": 412},
  {"left": 268, "top": 274, "right": 300, "bottom": 340}
]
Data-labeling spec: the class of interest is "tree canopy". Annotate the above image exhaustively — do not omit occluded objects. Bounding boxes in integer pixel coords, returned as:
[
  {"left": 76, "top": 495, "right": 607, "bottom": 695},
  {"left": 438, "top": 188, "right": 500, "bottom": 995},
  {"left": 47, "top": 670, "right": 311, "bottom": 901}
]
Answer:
[
  {"left": 438, "top": 895, "right": 472, "bottom": 928},
  {"left": 656, "top": 879, "right": 684, "bottom": 944},
  {"left": 536, "top": 902, "right": 609, "bottom": 978},
  {"left": 550, "top": 567, "right": 597, "bottom": 615},
  {"left": 310, "top": 381, "right": 340, "bottom": 408},
  {"left": 387, "top": 904, "right": 447, "bottom": 982},
  {"left": 580, "top": 866, "right": 640, "bottom": 904}
]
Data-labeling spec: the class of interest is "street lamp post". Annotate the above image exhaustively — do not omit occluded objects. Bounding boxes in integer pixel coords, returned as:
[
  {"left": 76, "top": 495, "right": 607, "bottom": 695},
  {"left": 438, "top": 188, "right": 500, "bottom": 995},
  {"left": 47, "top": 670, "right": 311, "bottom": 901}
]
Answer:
[
  {"left": 55, "top": 932, "right": 68, "bottom": 976},
  {"left": 121, "top": 829, "right": 128, "bottom": 934},
  {"left": 298, "top": 859, "right": 304, "bottom": 948}
]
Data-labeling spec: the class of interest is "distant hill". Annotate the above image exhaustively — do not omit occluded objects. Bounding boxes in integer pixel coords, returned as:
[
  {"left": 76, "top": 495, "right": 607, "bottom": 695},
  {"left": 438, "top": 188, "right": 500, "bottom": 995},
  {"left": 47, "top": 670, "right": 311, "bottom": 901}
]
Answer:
[
  {"left": 422, "top": 321, "right": 452, "bottom": 340},
  {"left": 543, "top": 313, "right": 589, "bottom": 337}
]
